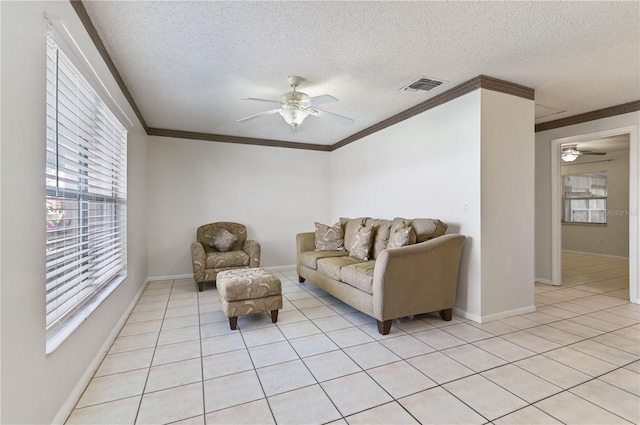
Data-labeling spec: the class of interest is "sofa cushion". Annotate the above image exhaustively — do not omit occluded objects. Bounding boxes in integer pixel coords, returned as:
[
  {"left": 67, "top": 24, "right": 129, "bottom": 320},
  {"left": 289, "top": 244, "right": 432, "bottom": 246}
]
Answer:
[
  {"left": 206, "top": 251, "right": 249, "bottom": 269},
  {"left": 403, "top": 218, "right": 448, "bottom": 242},
  {"left": 299, "top": 250, "right": 349, "bottom": 270},
  {"left": 314, "top": 222, "right": 346, "bottom": 251},
  {"left": 387, "top": 219, "right": 417, "bottom": 249},
  {"left": 340, "top": 261, "right": 376, "bottom": 294},
  {"left": 365, "top": 218, "right": 392, "bottom": 259},
  {"left": 349, "top": 224, "right": 374, "bottom": 261},
  {"left": 317, "top": 256, "right": 362, "bottom": 281},
  {"left": 340, "top": 217, "right": 367, "bottom": 252}
]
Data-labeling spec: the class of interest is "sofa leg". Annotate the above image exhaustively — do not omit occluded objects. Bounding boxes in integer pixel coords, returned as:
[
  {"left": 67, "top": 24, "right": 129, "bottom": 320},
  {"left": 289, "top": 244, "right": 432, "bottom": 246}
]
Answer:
[
  {"left": 298, "top": 276, "right": 305, "bottom": 283},
  {"left": 270, "top": 309, "right": 279, "bottom": 323},
  {"left": 440, "top": 308, "right": 452, "bottom": 321},
  {"left": 377, "top": 320, "right": 392, "bottom": 335},
  {"left": 198, "top": 282, "right": 203, "bottom": 292}
]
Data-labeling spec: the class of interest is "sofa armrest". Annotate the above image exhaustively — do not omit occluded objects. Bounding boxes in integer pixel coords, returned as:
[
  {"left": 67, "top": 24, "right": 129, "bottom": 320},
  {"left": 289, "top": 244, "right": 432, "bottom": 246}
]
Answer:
[
  {"left": 191, "top": 241, "right": 206, "bottom": 284},
  {"left": 296, "top": 232, "right": 315, "bottom": 254},
  {"left": 372, "top": 234, "right": 465, "bottom": 320},
  {"left": 243, "top": 240, "right": 261, "bottom": 268}
]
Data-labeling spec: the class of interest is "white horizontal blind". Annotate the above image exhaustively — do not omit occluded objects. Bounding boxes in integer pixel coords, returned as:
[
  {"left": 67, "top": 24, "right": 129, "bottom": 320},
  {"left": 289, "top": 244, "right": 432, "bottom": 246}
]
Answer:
[
  {"left": 45, "top": 35, "right": 127, "bottom": 331},
  {"left": 562, "top": 171, "right": 608, "bottom": 224}
]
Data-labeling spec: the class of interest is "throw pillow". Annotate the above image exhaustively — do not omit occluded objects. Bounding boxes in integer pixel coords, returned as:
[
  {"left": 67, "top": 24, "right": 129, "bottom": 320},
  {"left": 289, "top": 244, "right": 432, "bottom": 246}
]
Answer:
[
  {"left": 387, "top": 220, "right": 415, "bottom": 249},
  {"left": 349, "top": 224, "right": 374, "bottom": 261},
  {"left": 208, "top": 228, "right": 238, "bottom": 252},
  {"left": 314, "top": 222, "right": 346, "bottom": 251}
]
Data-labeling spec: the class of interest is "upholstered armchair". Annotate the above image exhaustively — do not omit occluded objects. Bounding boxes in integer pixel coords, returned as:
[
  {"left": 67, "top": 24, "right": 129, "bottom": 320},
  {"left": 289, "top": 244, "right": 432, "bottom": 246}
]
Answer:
[{"left": 191, "top": 222, "right": 261, "bottom": 291}]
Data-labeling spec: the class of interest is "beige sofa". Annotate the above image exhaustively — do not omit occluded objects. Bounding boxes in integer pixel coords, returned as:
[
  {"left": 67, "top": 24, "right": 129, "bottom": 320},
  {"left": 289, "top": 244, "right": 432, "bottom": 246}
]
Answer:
[{"left": 296, "top": 217, "right": 465, "bottom": 334}]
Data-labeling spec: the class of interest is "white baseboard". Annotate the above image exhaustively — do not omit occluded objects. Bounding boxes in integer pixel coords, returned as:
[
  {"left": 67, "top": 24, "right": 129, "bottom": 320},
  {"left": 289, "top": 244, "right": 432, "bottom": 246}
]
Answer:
[
  {"left": 148, "top": 273, "right": 193, "bottom": 281},
  {"left": 454, "top": 305, "right": 537, "bottom": 324},
  {"left": 52, "top": 278, "right": 150, "bottom": 425},
  {"left": 562, "top": 250, "right": 629, "bottom": 260},
  {"left": 147, "top": 267, "right": 297, "bottom": 283},
  {"left": 534, "top": 278, "right": 555, "bottom": 285}
]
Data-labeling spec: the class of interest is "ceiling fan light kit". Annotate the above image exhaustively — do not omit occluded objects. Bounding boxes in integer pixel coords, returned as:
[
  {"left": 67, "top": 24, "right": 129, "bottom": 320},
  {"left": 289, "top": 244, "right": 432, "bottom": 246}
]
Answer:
[
  {"left": 561, "top": 144, "right": 607, "bottom": 163},
  {"left": 561, "top": 148, "right": 580, "bottom": 162},
  {"left": 238, "top": 75, "right": 354, "bottom": 134}
]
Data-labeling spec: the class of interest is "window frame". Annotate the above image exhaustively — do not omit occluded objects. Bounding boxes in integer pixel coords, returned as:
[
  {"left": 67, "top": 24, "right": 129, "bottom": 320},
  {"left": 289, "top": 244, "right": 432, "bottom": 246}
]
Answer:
[
  {"left": 45, "top": 34, "right": 128, "bottom": 353},
  {"left": 561, "top": 171, "right": 608, "bottom": 225}
]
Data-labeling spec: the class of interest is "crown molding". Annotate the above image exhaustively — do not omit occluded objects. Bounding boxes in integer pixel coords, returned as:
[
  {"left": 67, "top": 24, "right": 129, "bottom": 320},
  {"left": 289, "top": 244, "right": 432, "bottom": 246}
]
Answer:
[
  {"left": 70, "top": 0, "right": 148, "bottom": 131},
  {"left": 74, "top": 1, "right": 638, "bottom": 151},
  {"left": 146, "top": 128, "right": 332, "bottom": 151},
  {"left": 535, "top": 100, "right": 640, "bottom": 132},
  {"left": 330, "top": 75, "right": 534, "bottom": 151}
]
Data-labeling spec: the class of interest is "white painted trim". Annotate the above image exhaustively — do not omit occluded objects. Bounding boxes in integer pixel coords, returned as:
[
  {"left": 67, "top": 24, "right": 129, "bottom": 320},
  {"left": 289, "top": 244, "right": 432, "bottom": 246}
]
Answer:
[
  {"left": 52, "top": 278, "right": 150, "bottom": 425},
  {"left": 535, "top": 278, "right": 555, "bottom": 285},
  {"left": 148, "top": 273, "right": 193, "bottom": 282},
  {"left": 454, "top": 305, "right": 536, "bottom": 323},
  {"left": 263, "top": 265, "right": 297, "bottom": 271},
  {"left": 551, "top": 126, "right": 639, "bottom": 305},
  {"left": 561, "top": 250, "right": 629, "bottom": 260},
  {"left": 147, "top": 267, "right": 298, "bottom": 283}
]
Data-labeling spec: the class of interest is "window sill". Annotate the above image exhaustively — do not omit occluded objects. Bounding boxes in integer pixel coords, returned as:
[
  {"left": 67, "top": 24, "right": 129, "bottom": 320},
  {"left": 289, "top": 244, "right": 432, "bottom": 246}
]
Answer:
[
  {"left": 46, "top": 275, "right": 127, "bottom": 356},
  {"left": 561, "top": 222, "right": 607, "bottom": 227}
]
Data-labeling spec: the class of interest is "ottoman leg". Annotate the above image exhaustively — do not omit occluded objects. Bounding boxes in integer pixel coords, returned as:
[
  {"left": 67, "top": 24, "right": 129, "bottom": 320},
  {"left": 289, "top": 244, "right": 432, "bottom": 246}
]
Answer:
[
  {"left": 229, "top": 316, "right": 238, "bottom": 330},
  {"left": 270, "top": 310, "right": 279, "bottom": 323},
  {"left": 198, "top": 282, "right": 203, "bottom": 292}
]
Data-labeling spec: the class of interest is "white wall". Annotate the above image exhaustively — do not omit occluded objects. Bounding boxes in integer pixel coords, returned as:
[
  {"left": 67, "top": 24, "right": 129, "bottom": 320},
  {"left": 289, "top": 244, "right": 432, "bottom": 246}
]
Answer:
[
  {"left": 1, "top": 2, "right": 148, "bottom": 423},
  {"left": 535, "top": 112, "right": 640, "bottom": 282},
  {"left": 331, "top": 89, "right": 534, "bottom": 320},
  {"left": 561, "top": 149, "right": 630, "bottom": 257},
  {"left": 146, "top": 137, "right": 331, "bottom": 278},
  {"left": 480, "top": 90, "right": 535, "bottom": 318}
]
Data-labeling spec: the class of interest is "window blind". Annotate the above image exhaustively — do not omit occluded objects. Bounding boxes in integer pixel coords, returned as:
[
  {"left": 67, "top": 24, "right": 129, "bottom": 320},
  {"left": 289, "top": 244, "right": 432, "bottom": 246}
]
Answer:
[
  {"left": 45, "top": 35, "right": 127, "bottom": 331},
  {"left": 562, "top": 171, "right": 608, "bottom": 224}
]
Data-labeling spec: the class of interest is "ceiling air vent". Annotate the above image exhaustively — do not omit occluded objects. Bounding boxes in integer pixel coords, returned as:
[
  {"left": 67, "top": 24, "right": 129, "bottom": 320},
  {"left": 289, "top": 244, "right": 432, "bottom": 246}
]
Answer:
[{"left": 400, "top": 76, "right": 446, "bottom": 93}]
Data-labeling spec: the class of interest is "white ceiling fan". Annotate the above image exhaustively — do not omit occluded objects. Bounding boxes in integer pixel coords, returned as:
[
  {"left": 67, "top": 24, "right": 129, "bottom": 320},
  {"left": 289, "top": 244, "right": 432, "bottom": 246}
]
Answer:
[
  {"left": 561, "top": 144, "right": 607, "bottom": 162},
  {"left": 238, "top": 75, "right": 354, "bottom": 133}
]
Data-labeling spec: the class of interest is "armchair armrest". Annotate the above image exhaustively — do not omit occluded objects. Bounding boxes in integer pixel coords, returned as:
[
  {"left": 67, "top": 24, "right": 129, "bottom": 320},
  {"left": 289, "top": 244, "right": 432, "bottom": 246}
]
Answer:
[
  {"left": 191, "top": 241, "right": 206, "bottom": 285},
  {"left": 372, "top": 234, "right": 465, "bottom": 321},
  {"left": 243, "top": 240, "right": 261, "bottom": 268}
]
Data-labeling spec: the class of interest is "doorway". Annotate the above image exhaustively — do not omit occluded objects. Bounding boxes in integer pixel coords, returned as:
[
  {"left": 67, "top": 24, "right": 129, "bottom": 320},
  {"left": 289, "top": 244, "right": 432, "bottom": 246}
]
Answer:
[{"left": 551, "top": 126, "right": 639, "bottom": 304}]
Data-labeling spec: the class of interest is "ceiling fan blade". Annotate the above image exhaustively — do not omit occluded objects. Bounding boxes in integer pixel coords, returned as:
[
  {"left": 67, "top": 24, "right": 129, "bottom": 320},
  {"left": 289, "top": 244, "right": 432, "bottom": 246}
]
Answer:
[
  {"left": 237, "top": 109, "right": 281, "bottom": 123},
  {"left": 300, "top": 94, "right": 338, "bottom": 107},
  {"left": 308, "top": 108, "right": 354, "bottom": 126},
  {"left": 241, "top": 97, "right": 282, "bottom": 105},
  {"left": 581, "top": 151, "right": 607, "bottom": 155}
]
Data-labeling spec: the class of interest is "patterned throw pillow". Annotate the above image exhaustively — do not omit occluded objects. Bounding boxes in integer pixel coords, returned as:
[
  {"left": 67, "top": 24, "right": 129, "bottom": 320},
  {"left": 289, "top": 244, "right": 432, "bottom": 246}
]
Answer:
[
  {"left": 349, "top": 224, "right": 374, "bottom": 261},
  {"left": 387, "top": 220, "right": 414, "bottom": 249},
  {"left": 208, "top": 228, "right": 238, "bottom": 252},
  {"left": 314, "top": 222, "right": 346, "bottom": 251}
]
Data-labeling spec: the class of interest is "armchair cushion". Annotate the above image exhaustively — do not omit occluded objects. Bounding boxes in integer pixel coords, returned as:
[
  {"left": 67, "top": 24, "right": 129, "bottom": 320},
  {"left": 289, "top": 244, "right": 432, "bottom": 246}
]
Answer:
[
  {"left": 206, "top": 251, "right": 250, "bottom": 269},
  {"left": 209, "top": 228, "right": 238, "bottom": 252},
  {"left": 197, "top": 222, "right": 247, "bottom": 252}
]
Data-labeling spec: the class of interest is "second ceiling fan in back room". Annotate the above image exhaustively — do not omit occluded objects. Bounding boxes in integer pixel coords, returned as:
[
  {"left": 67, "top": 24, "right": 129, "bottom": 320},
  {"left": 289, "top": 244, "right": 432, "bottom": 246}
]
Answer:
[
  {"left": 238, "top": 76, "right": 354, "bottom": 133},
  {"left": 561, "top": 144, "right": 607, "bottom": 163}
]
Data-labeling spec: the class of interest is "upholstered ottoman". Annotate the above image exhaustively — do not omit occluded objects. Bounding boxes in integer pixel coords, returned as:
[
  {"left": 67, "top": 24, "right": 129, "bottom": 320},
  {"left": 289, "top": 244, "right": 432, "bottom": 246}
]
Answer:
[{"left": 216, "top": 268, "right": 283, "bottom": 330}]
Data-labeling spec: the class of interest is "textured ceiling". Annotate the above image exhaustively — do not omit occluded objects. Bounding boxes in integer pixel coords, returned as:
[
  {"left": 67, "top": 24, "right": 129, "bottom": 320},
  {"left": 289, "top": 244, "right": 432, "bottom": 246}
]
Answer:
[{"left": 81, "top": 1, "right": 639, "bottom": 146}]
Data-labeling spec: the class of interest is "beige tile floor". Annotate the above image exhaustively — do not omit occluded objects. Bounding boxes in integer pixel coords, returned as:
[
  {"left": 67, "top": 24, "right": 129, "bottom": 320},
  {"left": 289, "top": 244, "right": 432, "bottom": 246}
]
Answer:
[{"left": 66, "top": 255, "right": 639, "bottom": 424}]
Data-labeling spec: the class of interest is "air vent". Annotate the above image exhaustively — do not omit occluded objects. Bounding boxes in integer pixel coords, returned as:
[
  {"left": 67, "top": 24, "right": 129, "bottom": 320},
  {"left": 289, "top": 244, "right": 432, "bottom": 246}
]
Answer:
[{"left": 400, "top": 77, "right": 446, "bottom": 93}]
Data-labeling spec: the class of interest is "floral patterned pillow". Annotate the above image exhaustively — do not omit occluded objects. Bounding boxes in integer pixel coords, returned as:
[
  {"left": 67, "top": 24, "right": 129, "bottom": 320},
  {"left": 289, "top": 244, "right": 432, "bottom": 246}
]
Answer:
[
  {"left": 387, "top": 220, "right": 414, "bottom": 249},
  {"left": 349, "top": 224, "right": 374, "bottom": 261},
  {"left": 314, "top": 222, "right": 346, "bottom": 251},
  {"left": 208, "top": 228, "right": 238, "bottom": 252}
]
